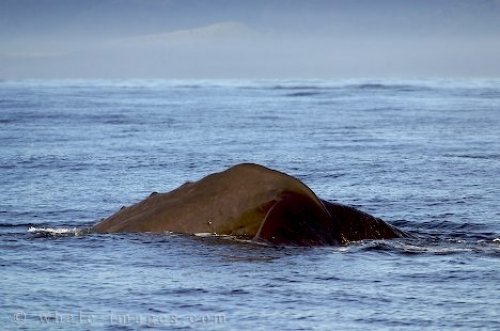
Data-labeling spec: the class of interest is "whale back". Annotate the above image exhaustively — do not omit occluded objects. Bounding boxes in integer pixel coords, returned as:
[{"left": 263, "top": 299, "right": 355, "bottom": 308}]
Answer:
[{"left": 93, "top": 163, "right": 332, "bottom": 239}]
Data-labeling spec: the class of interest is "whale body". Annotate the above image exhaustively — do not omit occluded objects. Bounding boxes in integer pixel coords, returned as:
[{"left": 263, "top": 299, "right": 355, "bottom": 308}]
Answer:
[{"left": 93, "top": 163, "right": 405, "bottom": 245}]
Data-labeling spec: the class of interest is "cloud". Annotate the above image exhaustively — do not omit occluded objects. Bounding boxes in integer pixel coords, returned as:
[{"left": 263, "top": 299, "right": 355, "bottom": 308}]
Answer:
[{"left": 107, "top": 21, "right": 255, "bottom": 48}]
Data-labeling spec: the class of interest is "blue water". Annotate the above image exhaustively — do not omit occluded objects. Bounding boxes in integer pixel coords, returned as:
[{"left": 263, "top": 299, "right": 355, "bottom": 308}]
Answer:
[{"left": 1, "top": 79, "right": 499, "bottom": 330}]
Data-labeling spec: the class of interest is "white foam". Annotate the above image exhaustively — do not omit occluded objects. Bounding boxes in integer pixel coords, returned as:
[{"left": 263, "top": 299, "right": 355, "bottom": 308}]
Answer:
[
  {"left": 28, "top": 226, "right": 80, "bottom": 235},
  {"left": 193, "top": 232, "right": 216, "bottom": 237},
  {"left": 493, "top": 238, "right": 500, "bottom": 243}
]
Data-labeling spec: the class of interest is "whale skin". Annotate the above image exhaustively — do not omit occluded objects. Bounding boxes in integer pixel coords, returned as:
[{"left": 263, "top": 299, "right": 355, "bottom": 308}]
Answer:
[{"left": 93, "top": 163, "right": 406, "bottom": 245}]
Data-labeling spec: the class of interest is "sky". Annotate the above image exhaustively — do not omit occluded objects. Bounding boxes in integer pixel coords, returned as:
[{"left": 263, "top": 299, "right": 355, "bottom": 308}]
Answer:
[{"left": 1, "top": 0, "right": 500, "bottom": 79}]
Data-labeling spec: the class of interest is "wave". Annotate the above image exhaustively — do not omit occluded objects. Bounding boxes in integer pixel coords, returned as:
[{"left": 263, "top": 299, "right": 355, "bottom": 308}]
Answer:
[
  {"left": 269, "top": 85, "right": 325, "bottom": 91},
  {"left": 236, "top": 82, "right": 440, "bottom": 96},
  {"left": 444, "top": 153, "right": 500, "bottom": 160},
  {"left": 0, "top": 222, "right": 36, "bottom": 228},
  {"left": 478, "top": 89, "right": 500, "bottom": 98},
  {"left": 27, "top": 226, "right": 90, "bottom": 236},
  {"left": 391, "top": 219, "right": 491, "bottom": 231},
  {"left": 257, "top": 82, "right": 429, "bottom": 92},
  {"left": 285, "top": 91, "right": 323, "bottom": 97},
  {"left": 347, "top": 83, "right": 435, "bottom": 92},
  {"left": 344, "top": 236, "right": 500, "bottom": 256},
  {"left": 0, "top": 118, "right": 14, "bottom": 124},
  {"left": 236, "top": 84, "right": 325, "bottom": 91}
]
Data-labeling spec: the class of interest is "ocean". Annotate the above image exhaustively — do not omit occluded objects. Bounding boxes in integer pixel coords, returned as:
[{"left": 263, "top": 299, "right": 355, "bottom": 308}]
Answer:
[{"left": 1, "top": 79, "right": 499, "bottom": 330}]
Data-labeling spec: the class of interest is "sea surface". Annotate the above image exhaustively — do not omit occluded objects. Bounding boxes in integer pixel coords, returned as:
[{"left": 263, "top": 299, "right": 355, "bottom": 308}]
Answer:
[{"left": 1, "top": 79, "right": 499, "bottom": 330}]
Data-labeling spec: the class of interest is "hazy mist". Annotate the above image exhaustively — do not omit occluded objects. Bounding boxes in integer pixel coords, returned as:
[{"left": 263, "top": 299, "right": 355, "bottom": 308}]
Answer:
[{"left": 1, "top": 0, "right": 500, "bottom": 79}]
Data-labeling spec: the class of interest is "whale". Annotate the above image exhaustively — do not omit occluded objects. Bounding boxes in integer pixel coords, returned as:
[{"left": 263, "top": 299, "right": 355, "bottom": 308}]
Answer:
[{"left": 93, "top": 163, "right": 406, "bottom": 245}]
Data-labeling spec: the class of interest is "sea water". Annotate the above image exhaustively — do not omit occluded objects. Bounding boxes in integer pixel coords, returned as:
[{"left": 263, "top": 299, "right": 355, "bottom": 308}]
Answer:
[{"left": 1, "top": 79, "right": 499, "bottom": 330}]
